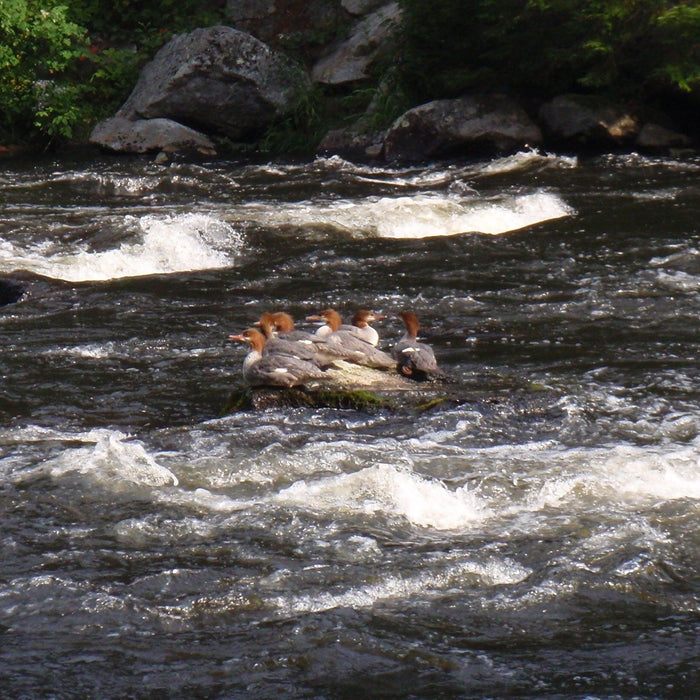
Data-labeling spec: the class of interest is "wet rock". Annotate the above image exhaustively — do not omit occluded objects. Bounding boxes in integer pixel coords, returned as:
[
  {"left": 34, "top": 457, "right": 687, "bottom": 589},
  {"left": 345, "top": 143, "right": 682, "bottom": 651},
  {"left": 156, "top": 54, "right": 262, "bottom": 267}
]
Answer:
[
  {"left": 312, "top": 2, "right": 402, "bottom": 85},
  {"left": 538, "top": 94, "right": 640, "bottom": 149},
  {"left": 90, "top": 116, "right": 217, "bottom": 156},
  {"left": 223, "top": 386, "right": 395, "bottom": 412},
  {"left": 636, "top": 122, "right": 692, "bottom": 151},
  {"left": 110, "top": 25, "right": 311, "bottom": 142},
  {"left": 221, "top": 361, "right": 559, "bottom": 415},
  {"left": 0, "top": 277, "right": 25, "bottom": 306},
  {"left": 384, "top": 94, "right": 542, "bottom": 162}
]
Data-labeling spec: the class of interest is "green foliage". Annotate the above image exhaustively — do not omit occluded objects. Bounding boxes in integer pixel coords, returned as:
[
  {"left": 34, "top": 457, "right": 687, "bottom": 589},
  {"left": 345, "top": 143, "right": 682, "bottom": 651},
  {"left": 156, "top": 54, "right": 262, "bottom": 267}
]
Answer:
[
  {"left": 64, "top": 0, "right": 225, "bottom": 47},
  {"left": 0, "top": 0, "right": 225, "bottom": 148},
  {"left": 397, "top": 0, "right": 700, "bottom": 106},
  {"left": 259, "top": 85, "right": 326, "bottom": 155},
  {"left": 654, "top": 5, "right": 700, "bottom": 92},
  {"left": 4, "top": 0, "right": 700, "bottom": 150},
  {"left": 341, "top": 78, "right": 412, "bottom": 132},
  {"left": 0, "top": 0, "right": 88, "bottom": 144}
]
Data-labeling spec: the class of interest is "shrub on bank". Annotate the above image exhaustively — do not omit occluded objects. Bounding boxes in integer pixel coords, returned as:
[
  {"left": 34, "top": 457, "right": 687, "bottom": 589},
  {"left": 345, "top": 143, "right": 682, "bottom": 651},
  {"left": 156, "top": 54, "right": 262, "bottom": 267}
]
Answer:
[
  {"left": 397, "top": 0, "right": 700, "bottom": 108},
  {"left": 2, "top": 0, "right": 700, "bottom": 151}
]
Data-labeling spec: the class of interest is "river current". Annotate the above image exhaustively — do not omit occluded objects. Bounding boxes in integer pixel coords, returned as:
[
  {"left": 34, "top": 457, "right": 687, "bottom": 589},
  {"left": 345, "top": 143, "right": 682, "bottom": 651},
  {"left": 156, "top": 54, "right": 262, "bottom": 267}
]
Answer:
[{"left": 1, "top": 151, "right": 699, "bottom": 697}]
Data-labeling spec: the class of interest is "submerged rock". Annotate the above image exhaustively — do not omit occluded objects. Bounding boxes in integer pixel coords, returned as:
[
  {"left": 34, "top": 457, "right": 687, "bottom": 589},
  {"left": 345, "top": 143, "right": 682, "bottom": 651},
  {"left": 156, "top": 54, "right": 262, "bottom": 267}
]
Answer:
[
  {"left": 0, "top": 277, "right": 26, "bottom": 306},
  {"left": 221, "top": 361, "right": 559, "bottom": 415}
]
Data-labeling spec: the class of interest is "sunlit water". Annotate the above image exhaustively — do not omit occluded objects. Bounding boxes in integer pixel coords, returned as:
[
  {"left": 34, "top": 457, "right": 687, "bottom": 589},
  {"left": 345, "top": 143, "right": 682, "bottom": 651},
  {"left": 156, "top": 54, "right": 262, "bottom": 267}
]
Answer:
[{"left": 2, "top": 151, "right": 700, "bottom": 697}]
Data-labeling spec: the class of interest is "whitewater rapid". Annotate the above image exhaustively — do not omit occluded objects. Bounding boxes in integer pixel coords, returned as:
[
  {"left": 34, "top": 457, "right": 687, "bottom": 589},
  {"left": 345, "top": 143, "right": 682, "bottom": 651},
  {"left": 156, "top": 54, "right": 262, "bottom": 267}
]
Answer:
[{"left": 0, "top": 152, "right": 574, "bottom": 283}]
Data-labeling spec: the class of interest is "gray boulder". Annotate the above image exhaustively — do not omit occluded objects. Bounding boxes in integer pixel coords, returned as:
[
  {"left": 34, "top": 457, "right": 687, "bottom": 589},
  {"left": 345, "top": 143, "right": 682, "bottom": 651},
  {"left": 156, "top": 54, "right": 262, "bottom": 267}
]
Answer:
[
  {"left": 90, "top": 116, "right": 217, "bottom": 156},
  {"left": 538, "top": 94, "right": 640, "bottom": 147},
  {"left": 312, "top": 2, "right": 402, "bottom": 85},
  {"left": 384, "top": 94, "right": 542, "bottom": 162},
  {"left": 116, "top": 25, "right": 311, "bottom": 140},
  {"left": 635, "top": 122, "right": 691, "bottom": 150}
]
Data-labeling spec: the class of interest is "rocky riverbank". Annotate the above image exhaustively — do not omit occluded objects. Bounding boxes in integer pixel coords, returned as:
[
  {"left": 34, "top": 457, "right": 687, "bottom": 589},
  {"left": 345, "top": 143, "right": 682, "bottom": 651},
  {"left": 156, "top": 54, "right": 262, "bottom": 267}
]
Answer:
[{"left": 88, "top": 1, "right": 695, "bottom": 163}]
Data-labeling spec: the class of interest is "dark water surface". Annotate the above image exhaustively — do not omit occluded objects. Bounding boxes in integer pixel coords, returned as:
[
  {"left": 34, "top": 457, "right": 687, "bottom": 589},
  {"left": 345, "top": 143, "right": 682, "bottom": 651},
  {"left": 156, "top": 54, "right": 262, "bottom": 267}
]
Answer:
[{"left": 2, "top": 151, "right": 700, "bottom": 697}]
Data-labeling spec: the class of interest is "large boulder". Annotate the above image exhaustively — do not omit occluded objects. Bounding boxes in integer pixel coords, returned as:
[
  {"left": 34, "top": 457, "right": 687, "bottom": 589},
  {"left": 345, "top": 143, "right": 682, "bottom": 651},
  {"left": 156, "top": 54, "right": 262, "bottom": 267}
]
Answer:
[
  {"left": 538, "top": 94, "right": 640, "bottom": 148},
  {"left": 312, "top": 2, "right": 402, "bottom": 85},
  {"left": 90, "top": 116, "right": 216, "bottom": 156},
  {"left": 115, "top": 25, "right": 311, "bottom": 141},
  {"left": 384, "top": 94, "right": 542, "bottom": 162}
]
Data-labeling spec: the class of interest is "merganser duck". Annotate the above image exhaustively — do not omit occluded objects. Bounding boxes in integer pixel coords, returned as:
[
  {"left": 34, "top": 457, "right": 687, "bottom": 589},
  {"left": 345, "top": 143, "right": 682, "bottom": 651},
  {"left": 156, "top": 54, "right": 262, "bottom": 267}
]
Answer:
[
  {"left": 271, "top": 312, "right": 319, "bottom": 343},
  {"left": 307, "top": 309, "right": 395, "bottom": 370},
  {"left": 256, "top": 312, "right": 323, "bottom": 366},
  {"left": 307, "top": 309, "right": 383, "bottom": 345},
  {"left": 229, "top": 328, "right": 326, "bottom": 387},
  {"left": 394, "top": 311, "right": 440, "bottom": 381},
  {"left": 349, "top": 310, "right": 385, "bottom": 347}
]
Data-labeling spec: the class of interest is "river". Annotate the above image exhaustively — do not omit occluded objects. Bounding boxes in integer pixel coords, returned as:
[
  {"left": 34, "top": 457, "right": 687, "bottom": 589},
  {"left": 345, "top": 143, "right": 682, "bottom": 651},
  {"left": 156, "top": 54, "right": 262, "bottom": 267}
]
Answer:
[{"left": 1, "top": 150, "right": 699, "bottom": 697}]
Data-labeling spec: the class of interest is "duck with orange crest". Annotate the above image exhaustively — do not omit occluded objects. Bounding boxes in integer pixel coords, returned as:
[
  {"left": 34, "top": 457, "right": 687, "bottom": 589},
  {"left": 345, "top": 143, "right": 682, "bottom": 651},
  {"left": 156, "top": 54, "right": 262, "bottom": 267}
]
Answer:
[
  {"left": 307, "top": 308, "right": 395, "bottom": 370},
  {"left": 256, "top": 311, "right": 324, "bottom": 365},
  {"left": 229, "top": 327, "right": 326, "bottom": 388},
  {"left": 394, "top": 311, "right": 442, "bottom": 381}
]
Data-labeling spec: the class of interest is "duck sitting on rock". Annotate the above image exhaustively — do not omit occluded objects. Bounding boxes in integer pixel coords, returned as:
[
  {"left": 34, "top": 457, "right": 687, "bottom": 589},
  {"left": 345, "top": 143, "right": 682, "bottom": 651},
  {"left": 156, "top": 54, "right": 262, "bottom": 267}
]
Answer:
[
  {"left": 307, "top": 308, "right": 395, "bottom": 370},
  {"left": 256, "top": 312, "right": 324, "bottom": 366},
  {"left": 394, "top": 311, "right": 442, "bottom": 381},
  {"left": 229, "top": 327, "right": 327, "bottom": 388}
]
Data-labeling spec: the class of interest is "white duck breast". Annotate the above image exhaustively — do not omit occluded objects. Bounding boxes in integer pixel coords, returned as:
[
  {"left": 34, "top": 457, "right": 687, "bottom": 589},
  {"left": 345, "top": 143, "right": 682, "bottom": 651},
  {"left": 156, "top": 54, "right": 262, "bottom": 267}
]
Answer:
[{"left": 349, "top": 310, "right": 385, "bottom": 347}]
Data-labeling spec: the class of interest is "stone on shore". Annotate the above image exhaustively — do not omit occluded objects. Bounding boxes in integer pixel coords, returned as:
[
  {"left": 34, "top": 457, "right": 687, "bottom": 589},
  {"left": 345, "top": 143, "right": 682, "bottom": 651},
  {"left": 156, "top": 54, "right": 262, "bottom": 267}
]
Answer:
[
  {"left": 101, "top": 25, "right": 310, "bottom": 147},
  {"left": 90, "top": 116, "right": 217, "bottom": 156},
  {"left": 384, "top": 94, "right": 542, "bottom": 162},
  {"left": 538, "top": 94, "right": 640, "bottom": 148},
  {"left": 635, "top": 122, "right": 692, "bottom": 151},
  {"left": 312, "top": 2, "right": 402, "bottom": 85}
]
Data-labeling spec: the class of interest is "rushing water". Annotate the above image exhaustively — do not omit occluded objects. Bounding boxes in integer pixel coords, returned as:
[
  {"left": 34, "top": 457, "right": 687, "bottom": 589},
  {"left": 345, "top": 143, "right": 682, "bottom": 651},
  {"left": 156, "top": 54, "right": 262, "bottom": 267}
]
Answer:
[{"left": 2, "top": 150, "right": 700, "bottom": 697}]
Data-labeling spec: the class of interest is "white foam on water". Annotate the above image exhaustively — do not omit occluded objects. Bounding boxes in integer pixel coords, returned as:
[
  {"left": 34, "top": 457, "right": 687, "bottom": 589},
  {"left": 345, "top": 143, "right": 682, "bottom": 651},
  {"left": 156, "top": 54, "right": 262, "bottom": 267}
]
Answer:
[
  {"left": 238, "top": 190, "right": 573, "bottom": 239},
  {"left": 596, "top": 442, "right": 700, "bottom": 502},
  {"left": 275, "top": 463, "right": 491, "bottom": 530},
  {"left": 495, "top": 438, "right": 700, "bottom": 519},
  {"left": 0, "top": 212, "right": 241, "bottom": 282},
  {"left": 477, "top": 150, "right": 578, "bottom": 175},
  {"left": 271, "top": 555, "right": 531, "bottom": 615},
  {"left": 654, "top": 269, "right": 700, "bottom": 293},
  {"left": 36, "top": 429, "right": 179, "bottom": 488}
]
